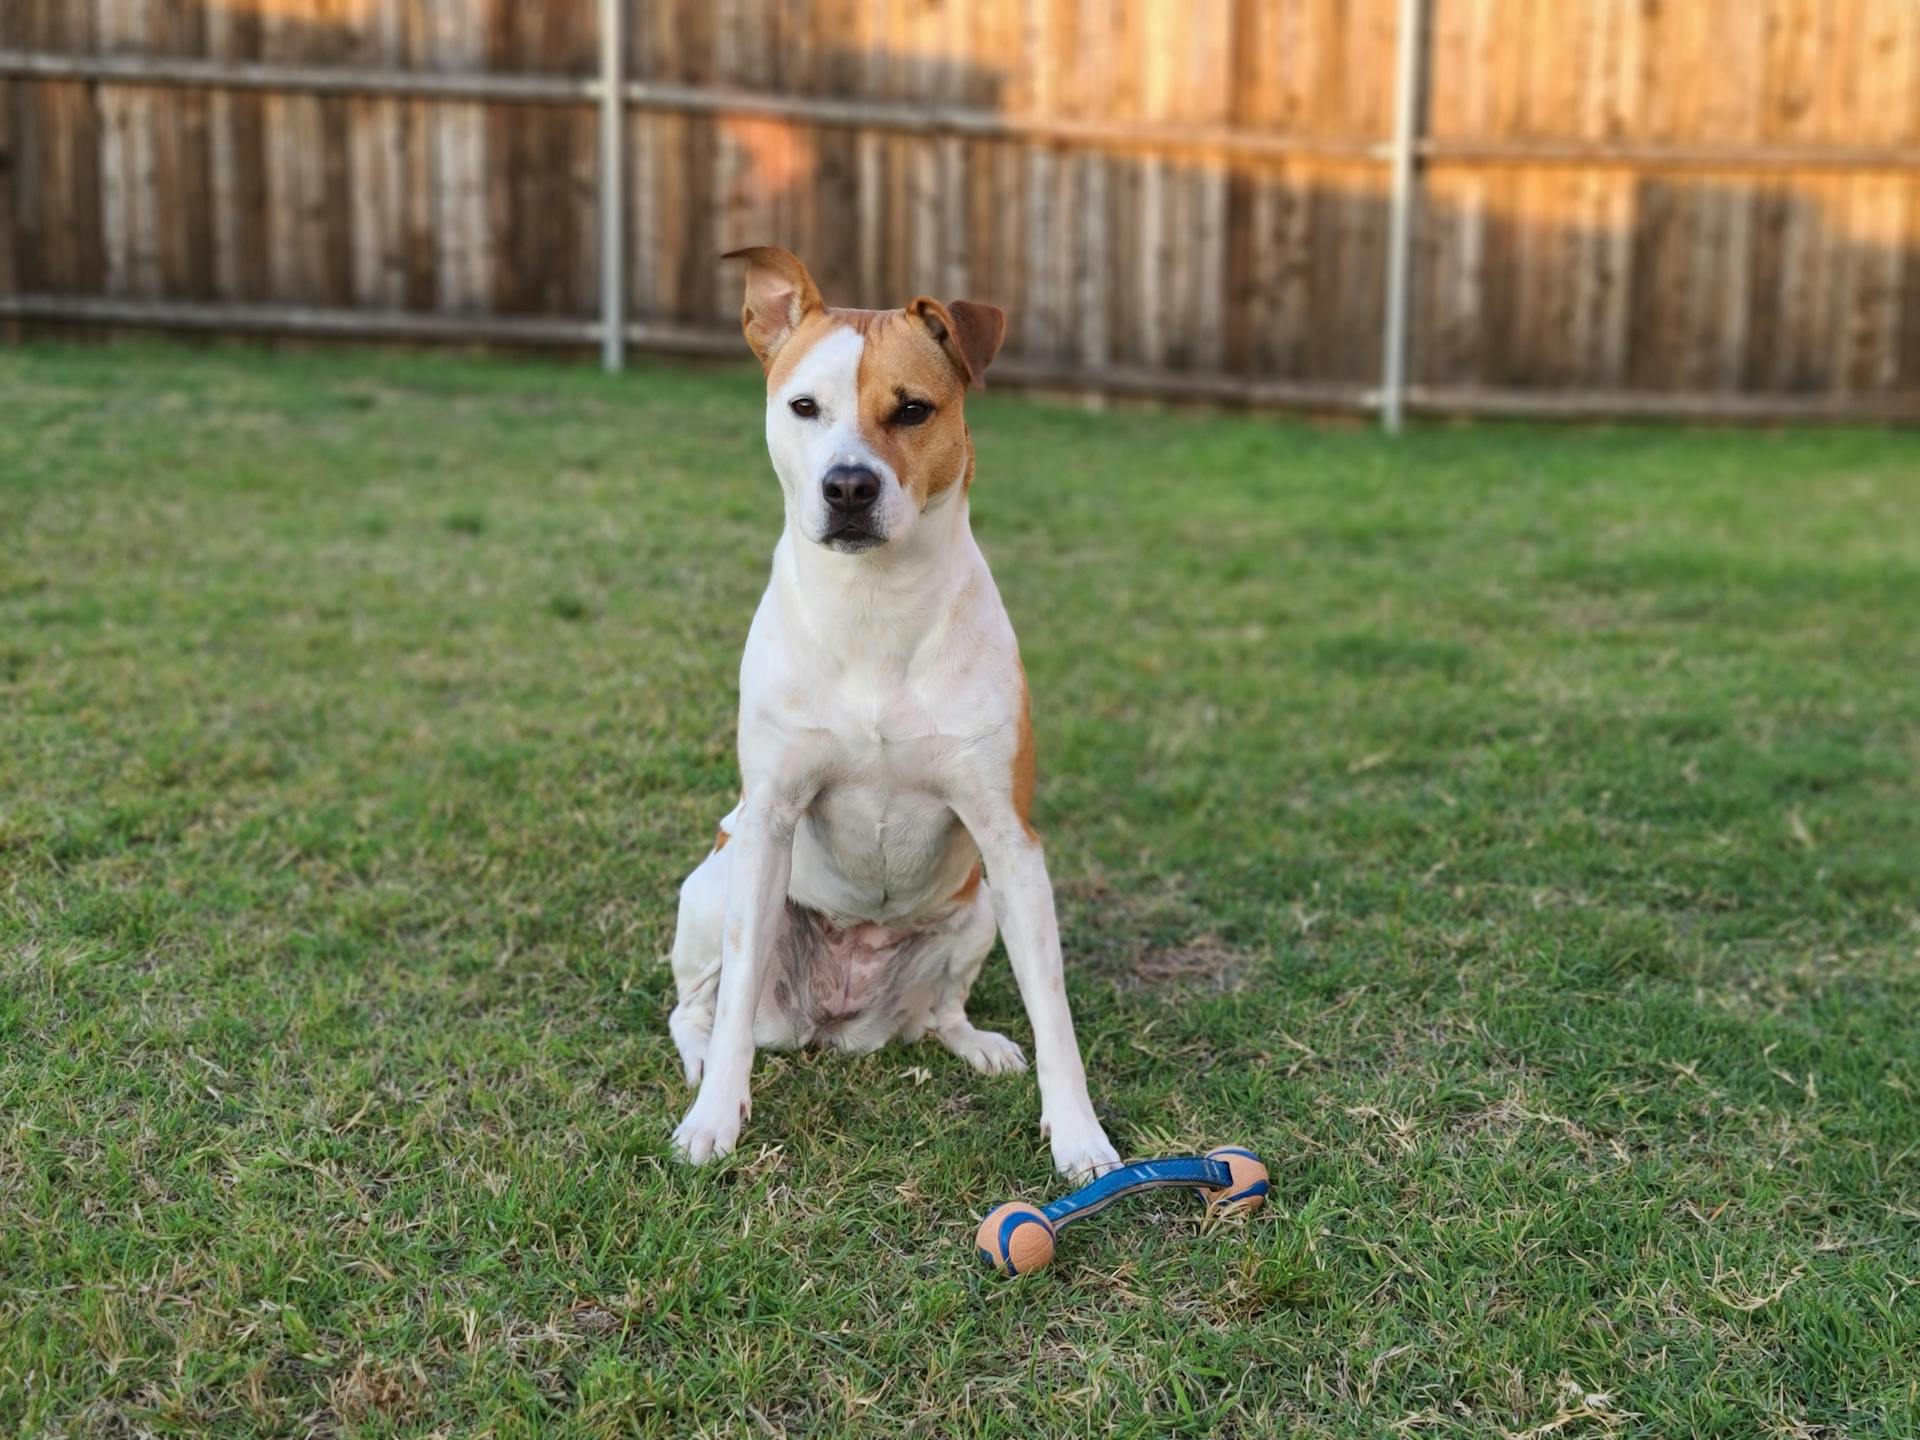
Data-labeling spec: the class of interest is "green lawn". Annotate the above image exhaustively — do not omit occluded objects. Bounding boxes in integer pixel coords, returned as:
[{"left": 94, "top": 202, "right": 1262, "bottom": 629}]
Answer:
[{"left": 2, "top": 341, "right": 1917, "bottom": 1438}]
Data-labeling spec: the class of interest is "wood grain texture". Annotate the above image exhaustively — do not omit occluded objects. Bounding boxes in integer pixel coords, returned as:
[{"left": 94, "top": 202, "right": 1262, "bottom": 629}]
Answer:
[
  {"left": 0, "top": 79, "right": 17, "bottom": 331},
  {"left": 0, "top": 0, "right": 1914, "bottom": 410}
]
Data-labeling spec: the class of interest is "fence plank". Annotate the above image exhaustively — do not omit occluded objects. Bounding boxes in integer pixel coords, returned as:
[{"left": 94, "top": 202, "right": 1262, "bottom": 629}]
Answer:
[{"left": 0, "top": 81, "right": 16, "bottom": 322}]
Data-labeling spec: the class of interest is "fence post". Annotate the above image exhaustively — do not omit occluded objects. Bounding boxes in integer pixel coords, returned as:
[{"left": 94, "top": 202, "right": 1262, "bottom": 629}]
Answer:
[
  {"left": 597, "top": 0, "right": 624, "bottom": 373},
  {"left": 1379, "top": 0, "right": 1426, "bottom": 433}
]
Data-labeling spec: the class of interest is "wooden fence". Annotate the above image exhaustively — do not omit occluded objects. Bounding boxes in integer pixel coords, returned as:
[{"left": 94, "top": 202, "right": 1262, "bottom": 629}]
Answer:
[{"left": 3, "top": 1, "right": 1918, "bottom": 422}]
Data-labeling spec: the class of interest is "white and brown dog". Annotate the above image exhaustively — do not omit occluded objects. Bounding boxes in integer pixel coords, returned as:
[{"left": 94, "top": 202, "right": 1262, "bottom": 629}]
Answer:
[{"left": 666, "top": 247, "right": 1120, "bottom": 1179}]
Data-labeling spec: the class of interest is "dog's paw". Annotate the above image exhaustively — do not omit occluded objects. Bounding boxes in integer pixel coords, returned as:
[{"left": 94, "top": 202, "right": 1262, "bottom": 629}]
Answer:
[
  {"left": 672, "top": 1091, "right": 747, "bottom": 1164},
  {"left": 1046, "top": 1113, "right": 1121, "bottom": 1181},
  {"left": 940, "top": 1024, "right": 1028, "bottom": 1076}
]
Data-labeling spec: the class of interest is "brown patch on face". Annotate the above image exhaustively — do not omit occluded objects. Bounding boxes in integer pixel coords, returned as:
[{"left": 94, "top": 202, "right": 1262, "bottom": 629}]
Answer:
[
  {"left": 950, "top": 860, "right": 983, "bottom": 904},
  {"left": 853, "top": 309, "right": 977, "bottom": 507},
  {"left": 713, "top": 823, "right": 731, "bottom": 853},
  {"left": 1012, "top": 661, "right": 1038, "bottom": 840}
]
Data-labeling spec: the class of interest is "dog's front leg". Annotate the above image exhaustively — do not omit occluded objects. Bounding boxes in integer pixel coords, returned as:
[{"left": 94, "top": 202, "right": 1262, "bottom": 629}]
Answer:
[
  {"left": 961, "top": 805, "right": 1120, "bottom": 1179},
  {"left": 672, "top": 800, "right": 797, "bottom": 1163}
]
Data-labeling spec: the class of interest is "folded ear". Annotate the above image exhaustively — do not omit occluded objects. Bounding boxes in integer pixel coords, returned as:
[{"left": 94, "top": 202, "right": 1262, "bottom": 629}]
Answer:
[
  {"left": 723, "top": 246, "right": 825, "bottom": 370},
  {"left": 910, "top": 296, "right": 1008, "bottom": 389}
]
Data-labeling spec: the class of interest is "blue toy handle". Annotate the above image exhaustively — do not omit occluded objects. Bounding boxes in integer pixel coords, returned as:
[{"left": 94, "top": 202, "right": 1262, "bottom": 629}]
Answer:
[{"left": 1041, "top": 1156, "right": 1235, "bottom": 1230}]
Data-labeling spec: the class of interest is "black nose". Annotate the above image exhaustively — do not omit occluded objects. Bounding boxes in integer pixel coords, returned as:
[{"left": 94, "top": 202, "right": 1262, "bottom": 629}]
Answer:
[{"left": 821, "top": 465, "right": 880, "bottom": 514}]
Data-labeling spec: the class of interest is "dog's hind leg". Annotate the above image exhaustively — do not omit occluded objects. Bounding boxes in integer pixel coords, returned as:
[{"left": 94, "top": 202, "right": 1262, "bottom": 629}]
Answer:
[
  {"left": 925, "top": 884, "right": 1027, "bottom": 1076},
  {"left": 667, "top": 839, "right": 730, "bottom": 1087}
]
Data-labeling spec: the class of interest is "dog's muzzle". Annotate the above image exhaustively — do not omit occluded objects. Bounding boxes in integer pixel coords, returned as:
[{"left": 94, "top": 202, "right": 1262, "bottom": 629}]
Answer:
[{"left": 819, "top": 464, "right": 885, "bottom": 550}]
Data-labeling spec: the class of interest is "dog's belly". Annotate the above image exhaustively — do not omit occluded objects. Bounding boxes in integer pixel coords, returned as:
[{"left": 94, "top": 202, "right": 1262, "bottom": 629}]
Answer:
[
  {"left": 749, "top": 785, "right": 981, "bottom": 1049},
  {"left": 756, "top": 901, "right": 968, "bottom": 1052}
]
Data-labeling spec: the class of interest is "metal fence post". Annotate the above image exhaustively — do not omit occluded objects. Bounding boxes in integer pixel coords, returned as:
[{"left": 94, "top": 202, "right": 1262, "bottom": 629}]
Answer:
[
  {"left": 598, "top": 0, "right": 624, "bottom": 373},
  {"left": 1380, "top": 0, "right": 1426, "bottom": 433}
]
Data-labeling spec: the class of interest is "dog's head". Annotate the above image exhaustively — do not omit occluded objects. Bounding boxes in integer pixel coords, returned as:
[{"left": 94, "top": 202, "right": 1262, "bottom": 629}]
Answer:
[{"left": 726, "top": 247, "right": 1007, "bottom": 555}]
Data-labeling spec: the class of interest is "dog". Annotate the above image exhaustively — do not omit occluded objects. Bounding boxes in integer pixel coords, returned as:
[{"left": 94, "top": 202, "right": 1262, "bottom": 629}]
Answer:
[{"left": 666, "top": 247, "right": 1121, "bottom": 1180}]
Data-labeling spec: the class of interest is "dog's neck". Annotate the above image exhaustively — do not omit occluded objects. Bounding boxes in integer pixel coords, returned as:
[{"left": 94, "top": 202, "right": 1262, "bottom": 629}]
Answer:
[{"left": 774, "top": 487, "right": 978, "bottom": 679}]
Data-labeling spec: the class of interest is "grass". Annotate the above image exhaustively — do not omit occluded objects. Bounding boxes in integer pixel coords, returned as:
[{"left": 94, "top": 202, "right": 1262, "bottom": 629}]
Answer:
[{"left": 1, "top": 340, "right": 1917, "bottom": 1439}]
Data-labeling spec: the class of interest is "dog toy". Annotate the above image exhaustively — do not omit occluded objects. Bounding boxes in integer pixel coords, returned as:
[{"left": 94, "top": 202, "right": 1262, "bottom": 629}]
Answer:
[{"left": 975, "top": 1146, "right": 1268, "bottom": 1278}]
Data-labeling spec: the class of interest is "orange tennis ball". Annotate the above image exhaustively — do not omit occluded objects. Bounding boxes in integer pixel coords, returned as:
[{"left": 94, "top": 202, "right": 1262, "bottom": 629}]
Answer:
[
  {"left": 1204, "top": 1146, "right": 1270, "bottom": 1215},
  {"left": 975, "top": 1202, "right": 1057, "bottom": 1277}
]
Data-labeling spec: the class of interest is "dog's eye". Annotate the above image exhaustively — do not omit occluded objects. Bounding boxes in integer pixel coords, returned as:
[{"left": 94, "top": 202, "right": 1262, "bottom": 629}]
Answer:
[
  {"left": 891, "top": 399, "right": 934, "bottom": 427},
  {"left": 789, "top": 396, "right": 819, "bottom": 419}
]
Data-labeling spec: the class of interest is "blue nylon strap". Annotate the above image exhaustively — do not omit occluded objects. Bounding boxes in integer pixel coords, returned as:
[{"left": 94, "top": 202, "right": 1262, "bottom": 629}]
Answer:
[{"left": 1040, "top": 1156, "right": 1234, "bottom": 1230}]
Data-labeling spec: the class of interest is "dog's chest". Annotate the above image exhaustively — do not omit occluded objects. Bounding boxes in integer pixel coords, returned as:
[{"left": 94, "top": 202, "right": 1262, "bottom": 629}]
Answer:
[
  {"left": 829, "top": 680, "right": 946, "bottom": 773},
  {"left": 771, "top": 654, "right": 965, "bottom": 779},
  {"left": 780, "top": 675, "right": 978, "bottom": 918}
]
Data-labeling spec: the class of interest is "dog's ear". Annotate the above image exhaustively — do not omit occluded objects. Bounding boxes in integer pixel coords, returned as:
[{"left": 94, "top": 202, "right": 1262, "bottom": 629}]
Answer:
[
  {"left": 910, "top": 296, "right": 1007, "bottom": 389},
  {"left": 724, "top": 246, "right": 824, "bottom": 370}
]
